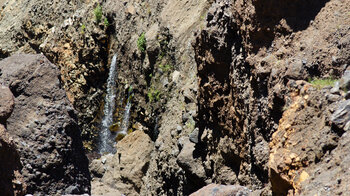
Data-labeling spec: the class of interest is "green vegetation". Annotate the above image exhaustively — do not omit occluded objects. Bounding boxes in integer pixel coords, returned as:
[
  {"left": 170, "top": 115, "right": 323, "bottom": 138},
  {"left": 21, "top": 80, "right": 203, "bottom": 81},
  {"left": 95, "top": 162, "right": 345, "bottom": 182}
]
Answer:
[
  {"left": 80, "top": 23, "right": 86, "bottom": 34},
  {"left": 137, "top": 32, "right": 147, "bottom": 52},
  {"left": 104, "top": 18, "right": 109, "bottom": 27},
  {"left": 309, "top": 78, "right": 337, "bottom": 90},
  {"left": 94, "top": 4, "right": 103, "bottom": 23},
  {"left": 147, "top": 87, "right": 161, "bottom": 102},
  {"left": 159, "top": 64, "right": 172, "bottom": 72}
]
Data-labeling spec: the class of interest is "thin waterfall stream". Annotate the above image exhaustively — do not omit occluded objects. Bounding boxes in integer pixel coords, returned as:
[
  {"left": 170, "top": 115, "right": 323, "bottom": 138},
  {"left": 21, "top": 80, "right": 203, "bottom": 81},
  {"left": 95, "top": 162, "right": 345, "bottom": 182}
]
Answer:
[
  {"left": 98, "top": 54, "right": 133, "bottom": 154},
  {"left": 98, "top": 54, "right": 117, "bottom": 154}
]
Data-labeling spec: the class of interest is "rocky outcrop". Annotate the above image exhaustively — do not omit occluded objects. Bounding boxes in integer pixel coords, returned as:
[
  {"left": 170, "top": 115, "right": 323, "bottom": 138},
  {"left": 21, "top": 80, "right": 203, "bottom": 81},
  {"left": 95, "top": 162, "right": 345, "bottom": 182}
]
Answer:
[
  {"left": 193, "top": 0, "right": 350, "bottom": 195},
  {"left": 0, "top": 0, "right": 112, "bottom": 148},
  {"left": 0, "top": 54, "right": 90, "bottom": 195},
  {"left": 1, "top": 0, "right": 350, "bottom": 195},
  {"left": 91, "top": 130, "right": 153, "bottom": 196},
  {"left": 0, "top": 86, "right": 26, "bottom": 196}
]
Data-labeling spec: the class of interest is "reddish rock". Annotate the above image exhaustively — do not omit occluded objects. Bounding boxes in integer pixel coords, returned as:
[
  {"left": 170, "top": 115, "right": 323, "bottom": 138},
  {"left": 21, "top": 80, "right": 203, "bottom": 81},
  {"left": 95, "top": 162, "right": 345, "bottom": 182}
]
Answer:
[{"left": 0, "top": 85, "right": 14, "bottom": 124}]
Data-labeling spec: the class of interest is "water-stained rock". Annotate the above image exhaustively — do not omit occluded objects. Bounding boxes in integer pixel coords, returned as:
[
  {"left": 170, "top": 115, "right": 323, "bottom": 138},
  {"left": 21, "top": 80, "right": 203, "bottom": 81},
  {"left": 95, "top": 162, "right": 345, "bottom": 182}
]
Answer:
[{"left": 0, "top": 54, "right": 90, "bottom": 195}]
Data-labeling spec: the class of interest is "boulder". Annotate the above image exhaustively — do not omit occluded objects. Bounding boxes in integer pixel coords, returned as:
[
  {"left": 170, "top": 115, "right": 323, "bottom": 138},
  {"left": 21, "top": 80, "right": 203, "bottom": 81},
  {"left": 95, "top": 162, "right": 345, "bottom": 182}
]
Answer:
[
  {"left": 0, "top": 54, "right": 90, "bottom": 195},
  {"left": 0, "top": 85, "right": 15, "bottom": 124},
  {"left": 331, "top": 100, "right": 350, "bottom": 132},
  {"left": 91, "top": 130, "right": 154, "bottom": 196}
]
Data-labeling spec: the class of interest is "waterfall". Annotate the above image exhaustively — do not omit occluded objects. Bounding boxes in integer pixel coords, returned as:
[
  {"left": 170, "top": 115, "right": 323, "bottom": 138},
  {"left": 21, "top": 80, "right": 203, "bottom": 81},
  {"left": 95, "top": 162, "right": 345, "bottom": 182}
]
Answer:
[
  {"left": 98, "top": 54, "right": 117, "bottom": 154},
  {"left": 116, "top": 88, "right": 132, "bottom": 140}
]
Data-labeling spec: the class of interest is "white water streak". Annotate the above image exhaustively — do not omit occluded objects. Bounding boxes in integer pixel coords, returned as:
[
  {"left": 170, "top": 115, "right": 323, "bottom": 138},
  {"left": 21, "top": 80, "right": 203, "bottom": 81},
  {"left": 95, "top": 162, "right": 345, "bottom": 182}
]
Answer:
[{"left": 99, "top": 54, "right": 117, "bottom": 154}]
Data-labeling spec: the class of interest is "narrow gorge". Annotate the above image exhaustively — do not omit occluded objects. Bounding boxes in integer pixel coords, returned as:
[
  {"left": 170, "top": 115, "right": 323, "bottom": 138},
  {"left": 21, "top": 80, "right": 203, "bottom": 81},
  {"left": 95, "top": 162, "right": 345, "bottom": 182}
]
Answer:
[{"left": 0, "top": 0, "right": 349, "bottom": 195}]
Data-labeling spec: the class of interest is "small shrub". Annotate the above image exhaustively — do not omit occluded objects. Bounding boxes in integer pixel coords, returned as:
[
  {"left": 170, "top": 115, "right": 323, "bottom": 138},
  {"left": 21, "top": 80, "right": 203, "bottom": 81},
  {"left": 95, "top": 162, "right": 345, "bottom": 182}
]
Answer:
[
  {"left": 94, "top": 4, "right": 103, "bottom": 23},
  {"left": 137, "top": 32, "right": 147, "bottom": 52},
  {"left": 309, "top": 78, "right": 337, "bottom": 90},
  {"left": 159, "top": 64, "right": 172, "bottom": 72},
  {"left": 147, "top": 88, "right": 161, "bottom": 102},
  {"left": 104, "top": 18, "right": 109, "bottom": 27}
]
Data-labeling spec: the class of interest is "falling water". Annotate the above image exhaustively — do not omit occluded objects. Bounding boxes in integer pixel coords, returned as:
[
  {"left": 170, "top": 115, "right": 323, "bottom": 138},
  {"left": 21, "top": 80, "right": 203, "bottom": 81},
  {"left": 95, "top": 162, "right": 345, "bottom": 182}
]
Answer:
[
  {"left": 98, "top": 54, "right": 117, "bottom": 154},
  {"left": 118, "top": 96, "right": 132, "bottom": 137}
]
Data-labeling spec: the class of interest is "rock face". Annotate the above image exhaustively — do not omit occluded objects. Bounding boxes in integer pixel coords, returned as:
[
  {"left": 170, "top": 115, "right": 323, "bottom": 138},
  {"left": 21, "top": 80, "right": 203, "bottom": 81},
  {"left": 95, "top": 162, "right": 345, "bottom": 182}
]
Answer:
[
  {"left": 193, "top": 0, "right": 350, "bottom": 195},
  {"left": 0, "top": 54, "right": 90, "bottom": 195},
  {"left": 0, "top": 0, "right": 111, "bottom": 148},
  {"left": 0, "top": 124, "right": 26, "bottom": 196},
  {"left": 0, "top": 86, "right": 26, "bottom": 196},
  {"left": 0, "top": 0, "right": 350, "bottom": 195},
  {"left": 91, "top": 130, "right": 153, "bottom": 196}
]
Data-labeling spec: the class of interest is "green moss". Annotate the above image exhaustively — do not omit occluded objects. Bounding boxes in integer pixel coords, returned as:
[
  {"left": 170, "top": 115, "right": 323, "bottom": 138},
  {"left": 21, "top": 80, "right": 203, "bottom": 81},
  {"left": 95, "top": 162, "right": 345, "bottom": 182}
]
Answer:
[
  {"left": 309, "top": 78, "right": 337, "bottom": 90},
  {"left": 137, "top": 32, "right": 147, "bottom": 52},
  {"left": 94, "top": 4, "right": 103, "bottom": 23}
]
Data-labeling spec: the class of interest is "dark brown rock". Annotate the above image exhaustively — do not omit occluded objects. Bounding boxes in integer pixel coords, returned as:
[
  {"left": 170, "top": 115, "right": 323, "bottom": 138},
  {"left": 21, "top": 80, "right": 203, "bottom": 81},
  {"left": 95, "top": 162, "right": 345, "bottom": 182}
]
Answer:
[
  {"left": 0, "top": 54, "right": 90, "bottom": 195},
  {"left": 0, "top": 85, "right": 15, "bottom": 124},
  {"left": 0, "top": 124, "right": 26, "bottom": 196}
]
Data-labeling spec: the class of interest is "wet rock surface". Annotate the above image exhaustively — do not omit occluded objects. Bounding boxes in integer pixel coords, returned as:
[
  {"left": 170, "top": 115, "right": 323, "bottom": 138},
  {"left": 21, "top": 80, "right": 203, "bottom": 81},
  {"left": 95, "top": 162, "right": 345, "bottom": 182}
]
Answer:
[{"left": 0, "top": 54, "right": 90, "bottom": 195}]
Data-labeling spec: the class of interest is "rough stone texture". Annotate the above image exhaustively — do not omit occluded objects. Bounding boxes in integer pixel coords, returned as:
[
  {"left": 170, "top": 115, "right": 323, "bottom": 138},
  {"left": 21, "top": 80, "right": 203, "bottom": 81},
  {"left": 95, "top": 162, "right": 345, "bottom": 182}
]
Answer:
[
  {"left": 0, "top": 124, "right": 26, "bottom": 196},
  {"left": 0, "top": 85, "right": 15, "bottom": 124},
  {"left": 1, "top": 0, "right": 350, "bottom": 195},
  {"left": 0, "top": 0, "right": 112, "bottom": 147},
  {"left": 193, "top": 0, "right": 350, "bottom": 195},
  {"left": 0, "top": 54, "right": 90, "bottom": 195},
  {"left": 190, "top": 184, "right": 251, "bottom": 196},
  {"left": 91, "top": 130, "right": 153, "bottom": 196}
]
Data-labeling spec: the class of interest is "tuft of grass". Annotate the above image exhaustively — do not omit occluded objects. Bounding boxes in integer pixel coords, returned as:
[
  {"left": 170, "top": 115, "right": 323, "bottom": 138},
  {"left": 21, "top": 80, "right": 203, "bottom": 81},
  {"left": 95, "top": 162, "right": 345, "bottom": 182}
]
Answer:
[
  {"left": 309, "top": 78, "right": 337, "bottom": 90},
  {"left": 137, "top": 32, "right": 147, "bottom": 52},
  {"left": 94, "top": 4, "right": 103, "bottom": 23}
]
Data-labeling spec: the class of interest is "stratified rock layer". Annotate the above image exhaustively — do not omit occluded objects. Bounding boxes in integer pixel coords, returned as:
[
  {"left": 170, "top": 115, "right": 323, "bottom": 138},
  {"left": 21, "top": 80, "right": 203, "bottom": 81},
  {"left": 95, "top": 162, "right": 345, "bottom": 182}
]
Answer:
[{"left": 0, "top": 54, "right": 90, "bottom": 195}]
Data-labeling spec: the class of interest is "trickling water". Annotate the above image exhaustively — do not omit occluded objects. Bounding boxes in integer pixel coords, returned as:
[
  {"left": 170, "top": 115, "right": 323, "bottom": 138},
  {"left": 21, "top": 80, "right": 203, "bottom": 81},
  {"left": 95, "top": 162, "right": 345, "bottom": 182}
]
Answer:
[
  {"left": 98, "top": 54, "right": 117, "bottom": 154},
  {"left": 117, "top": 94, "right": 132, "bottom": 138}
]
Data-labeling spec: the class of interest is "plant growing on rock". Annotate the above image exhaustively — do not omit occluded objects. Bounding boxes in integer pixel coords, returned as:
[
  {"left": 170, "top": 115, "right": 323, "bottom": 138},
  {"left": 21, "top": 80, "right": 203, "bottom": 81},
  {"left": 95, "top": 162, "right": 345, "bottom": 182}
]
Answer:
[
  {"left": 309, "top": 78, "right": 337, "bottom": 90},
  {"left": 159, "top": 64, "right": 172, "bottom": 72},
  {"left": 94, "top": 4, "right": 103, "bottom": 23},
  {"left": 104, "top": 18, "right": 109, "bottom": 27},
  {"left": 147, "top": 87, "right": 161, "bottom": 102},
  {"left": 137, "top": 32, "right": 147, "bottom": 52},
  {"left": 80, "top": 23, "right": 86, "bottom": 34}
]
